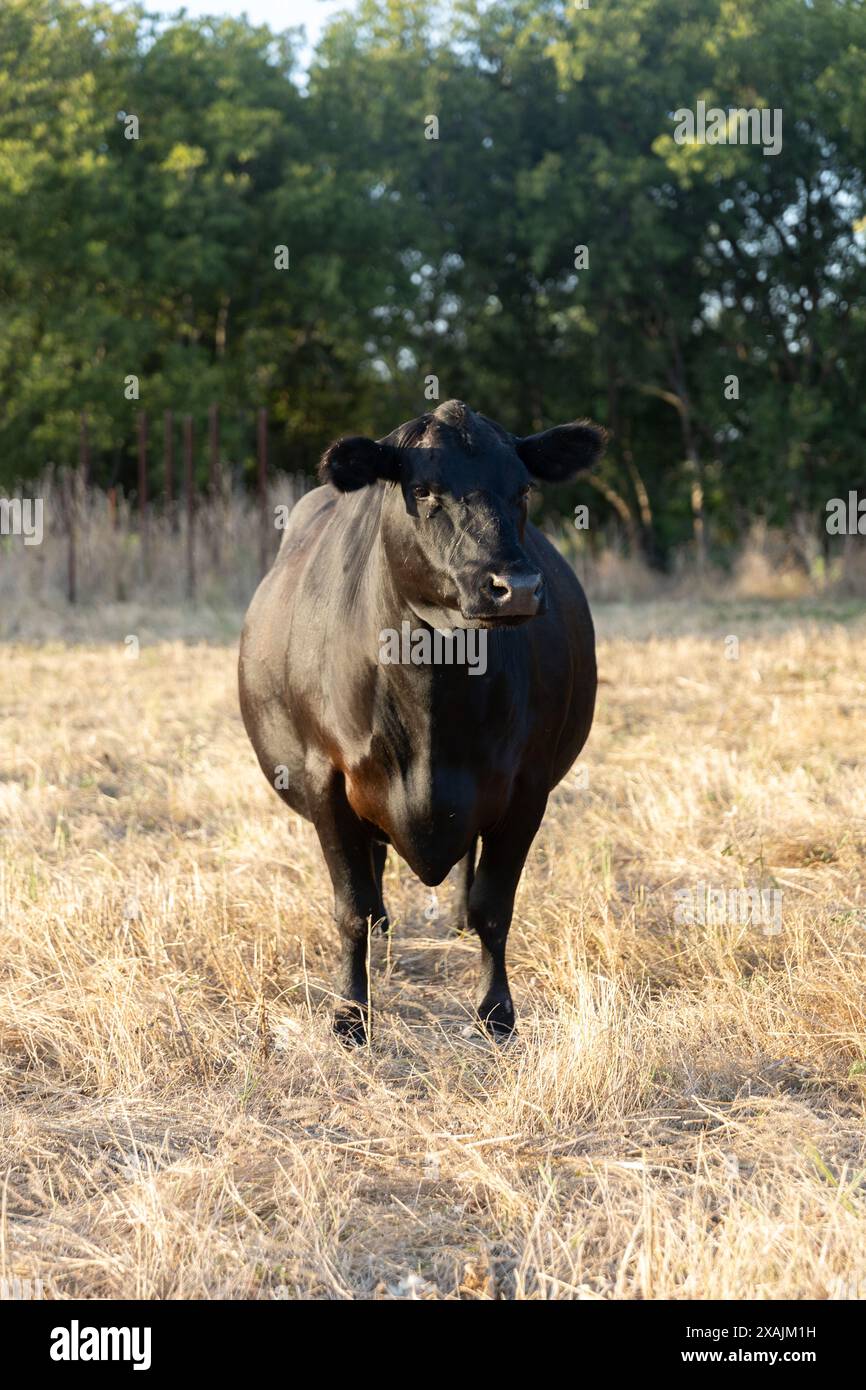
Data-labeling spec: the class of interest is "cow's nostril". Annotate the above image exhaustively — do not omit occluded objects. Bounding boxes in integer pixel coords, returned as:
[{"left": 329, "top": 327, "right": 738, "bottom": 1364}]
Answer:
[
  {"left": 482, "top": 571, "right": 543, "bottom": 616},
  {"left": 488, "top": 577, "right": 510, "bottom": 601}
]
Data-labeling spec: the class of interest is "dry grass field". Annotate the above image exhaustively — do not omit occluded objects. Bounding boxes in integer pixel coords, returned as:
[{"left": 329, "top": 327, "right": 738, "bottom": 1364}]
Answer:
[{"left": 2, "top": 595, "right": 866, "bottom": 1300}]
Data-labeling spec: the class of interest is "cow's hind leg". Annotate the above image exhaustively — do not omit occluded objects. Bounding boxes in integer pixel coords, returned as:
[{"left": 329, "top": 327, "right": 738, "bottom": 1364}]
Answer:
[
  {"left": 469, "top": 790, "right": 547, "bottom": 1040},
  {"left": 371, "top": 840, "right": 390, "bottom": 936},
  {"left": 312, "top": 772, "right": 386, "bottom": 1044},
  {"left": 450, "top": 836, "right": 478, "bottom": 935}
]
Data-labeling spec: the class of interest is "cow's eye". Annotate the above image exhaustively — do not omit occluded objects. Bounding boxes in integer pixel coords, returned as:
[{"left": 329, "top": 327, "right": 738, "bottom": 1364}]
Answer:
[{"left": 412, "top": 485, "right": 438, "bottom": 504}]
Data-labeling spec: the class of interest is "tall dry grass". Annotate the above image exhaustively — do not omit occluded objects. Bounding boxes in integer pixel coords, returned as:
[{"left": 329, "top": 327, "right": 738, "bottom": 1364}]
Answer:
[
  {"left": 0, "top": 471, "right": 309, "bottom": 643},
  {"left": 1, "top": 595, "right": 865, "bottom": 1298},
  {"left": 3, "top": 473, "right": 862, "bottom": 644}
]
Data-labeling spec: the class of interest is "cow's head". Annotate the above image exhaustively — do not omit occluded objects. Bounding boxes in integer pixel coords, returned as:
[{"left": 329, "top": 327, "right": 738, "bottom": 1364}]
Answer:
[{"left": 319, "top": 400, "right": 606, "bottom": 628}]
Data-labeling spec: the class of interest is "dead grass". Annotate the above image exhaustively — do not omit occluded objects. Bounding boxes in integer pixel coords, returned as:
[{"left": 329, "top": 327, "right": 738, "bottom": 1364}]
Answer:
[{"left": 2, "top": 600, "right": 866, "bottom": 1299}]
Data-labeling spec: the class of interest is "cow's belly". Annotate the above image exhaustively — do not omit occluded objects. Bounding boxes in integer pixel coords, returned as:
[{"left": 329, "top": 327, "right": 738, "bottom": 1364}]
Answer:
[{"left": 345, "top": 756, "right": 512, "bottom": 886}]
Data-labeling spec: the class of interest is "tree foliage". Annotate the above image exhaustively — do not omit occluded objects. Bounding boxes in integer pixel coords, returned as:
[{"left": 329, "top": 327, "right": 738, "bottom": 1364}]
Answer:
[{"left": 1, "top": 0, "right": 864, "bottom": 561}]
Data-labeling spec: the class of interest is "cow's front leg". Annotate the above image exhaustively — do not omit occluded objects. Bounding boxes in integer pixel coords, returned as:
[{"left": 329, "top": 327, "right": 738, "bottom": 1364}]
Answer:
[
  {"left": 371, "top": 840, "right": 390, "bottom": 936},
  {"left": 469, "top": 790, "right": 547, "bottom": 1039},
  {"left": 311, "top": 772, "right": 386, "bottom": 1045}
]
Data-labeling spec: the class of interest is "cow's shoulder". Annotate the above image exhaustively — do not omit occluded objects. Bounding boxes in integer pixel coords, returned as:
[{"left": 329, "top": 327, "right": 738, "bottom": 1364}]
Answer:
[{"left": 276, "top": 483, "right": 338, "bottom": 556}]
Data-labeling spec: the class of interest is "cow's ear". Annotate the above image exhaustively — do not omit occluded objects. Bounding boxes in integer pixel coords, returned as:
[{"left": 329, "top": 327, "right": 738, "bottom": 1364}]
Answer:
[
  {"left": 515, "top": 420, "right": 607, "bottom": 482},
  {"left": 318, "top": 435, "right": 402, "bottom": 491}
]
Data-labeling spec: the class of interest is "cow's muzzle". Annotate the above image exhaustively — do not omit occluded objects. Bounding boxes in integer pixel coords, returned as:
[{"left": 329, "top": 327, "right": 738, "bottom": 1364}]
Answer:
[{"left": 463, "top": 568, "right": 546, "bottom": 621}]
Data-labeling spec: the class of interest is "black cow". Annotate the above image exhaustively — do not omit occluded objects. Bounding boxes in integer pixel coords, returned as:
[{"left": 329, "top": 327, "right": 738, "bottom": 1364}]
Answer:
[{"left": 239, "top": 400, "right": 605, "bottom": 1042}]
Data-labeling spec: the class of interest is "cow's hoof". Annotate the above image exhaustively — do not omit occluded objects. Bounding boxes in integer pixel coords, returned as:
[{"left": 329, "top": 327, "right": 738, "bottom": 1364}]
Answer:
[
  {"left": 333, "top": 1006, "right": 368, "bottom": 1046},
  {"left": 373, "top": 913, "right": 390, "bottom": 937},
  {"left": 476, "top": 997, "right": 516, "bottom": 1042}
]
